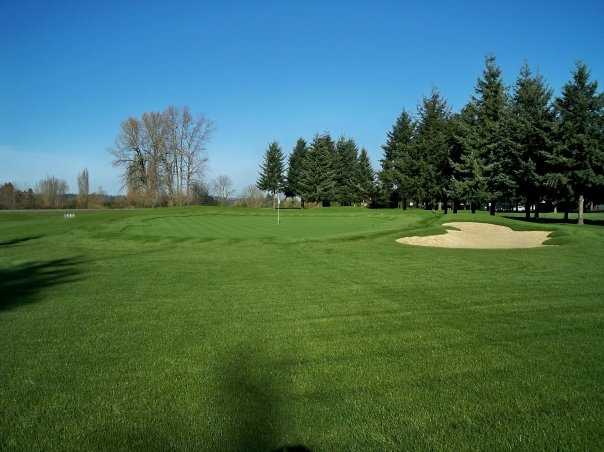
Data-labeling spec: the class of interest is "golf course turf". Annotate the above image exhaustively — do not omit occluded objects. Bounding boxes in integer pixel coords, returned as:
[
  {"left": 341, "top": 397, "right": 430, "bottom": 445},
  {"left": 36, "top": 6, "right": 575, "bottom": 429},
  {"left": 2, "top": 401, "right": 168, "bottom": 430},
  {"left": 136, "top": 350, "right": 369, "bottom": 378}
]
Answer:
[{"left": 1, "top": 207, "right": 603, "bottom": 451}]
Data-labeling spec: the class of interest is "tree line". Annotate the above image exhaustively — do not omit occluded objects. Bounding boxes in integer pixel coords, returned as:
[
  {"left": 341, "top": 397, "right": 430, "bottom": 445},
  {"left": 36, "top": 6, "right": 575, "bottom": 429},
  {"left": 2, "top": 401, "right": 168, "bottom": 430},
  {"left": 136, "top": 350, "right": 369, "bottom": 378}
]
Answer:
[
  {"left": 2, "top": 106, "right": 219, "bottom": 210},
  {"left": 0, "top": 171, "right": 107, "bottom": 210},
  {"left": 379, "top": 57, "right": 603, "bottom": 224},
  {"left": 257, "top": 57, "right": 603, "bottom": 224},
  {"left": 0, "top": 170, "right": 238, "bottom": 210},
  {"left": 257, "top": 135, "right": 375, "bottom": 207}
]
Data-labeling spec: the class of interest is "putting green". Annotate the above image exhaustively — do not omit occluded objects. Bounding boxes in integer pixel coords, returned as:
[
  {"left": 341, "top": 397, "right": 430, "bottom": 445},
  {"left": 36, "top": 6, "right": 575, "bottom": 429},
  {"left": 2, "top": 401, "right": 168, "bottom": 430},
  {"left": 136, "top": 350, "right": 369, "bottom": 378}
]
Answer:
[{"left": 95, "top": 208, "right": 427, "bottom": 241}]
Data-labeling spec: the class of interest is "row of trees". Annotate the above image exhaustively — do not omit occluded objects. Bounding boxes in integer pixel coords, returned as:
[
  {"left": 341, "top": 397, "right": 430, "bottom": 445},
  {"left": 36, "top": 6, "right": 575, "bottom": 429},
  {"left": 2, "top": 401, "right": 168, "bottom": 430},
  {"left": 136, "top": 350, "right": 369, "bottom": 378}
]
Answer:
[
  {"left": 379, "top": 57, "right": 603, "bottom": 224},
  {"left": 256, "top": 58, "right": 602, "bottom": 220},
  {"left": 0, "top": 170, "right": 102, "bottom": 210},
  {"left": 257, "top": 135, "right": 375, "bottom": 206},
  {"left": 111, "top": 105, "right": 213, "bottom": 207}
]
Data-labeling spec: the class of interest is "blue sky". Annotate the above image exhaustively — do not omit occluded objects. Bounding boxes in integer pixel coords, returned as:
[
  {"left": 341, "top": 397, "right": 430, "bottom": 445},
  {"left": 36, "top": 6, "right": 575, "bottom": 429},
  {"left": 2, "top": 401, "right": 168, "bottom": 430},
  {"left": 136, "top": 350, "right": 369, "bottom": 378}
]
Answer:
[{"left": 1, "top": 0, "right": 602, "bottom": 194}]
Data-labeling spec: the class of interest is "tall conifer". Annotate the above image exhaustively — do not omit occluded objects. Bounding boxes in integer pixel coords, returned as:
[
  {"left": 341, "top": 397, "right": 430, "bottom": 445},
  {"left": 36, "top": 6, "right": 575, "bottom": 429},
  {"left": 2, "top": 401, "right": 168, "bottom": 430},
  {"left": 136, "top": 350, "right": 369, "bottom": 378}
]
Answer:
[
  {"left": 257, "top": 141, "right": 285, "bottom": 205},
  {"left": 334, "top": 137, "right": 360, "bottom": 205},
  {"left": 553, "top": 62, "right": 604, "bottom": 224},
  {"left": 285, "top": 138, "right": 308, "bottom": 200},
  {"left": 473, "top": 55, "right": 514, "bottom": 215},
  {"left": 510, "top": 63, "right": 556, "bottom": 218},
  {"left": 299, "top": 134, "right": 336, "bottom": 206}
]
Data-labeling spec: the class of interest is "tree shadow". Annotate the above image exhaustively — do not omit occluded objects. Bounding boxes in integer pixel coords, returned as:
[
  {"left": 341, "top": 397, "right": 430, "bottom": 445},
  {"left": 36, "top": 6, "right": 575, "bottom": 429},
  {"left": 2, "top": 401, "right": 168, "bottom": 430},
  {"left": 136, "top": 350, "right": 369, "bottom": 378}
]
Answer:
[
  {"left": 0, "top": 257, "right": 83, "bottom": 311},
  {"left": 503, "top": 215, "right": 604, "bottom": 226},
  {"left": 271, "top": 446, "right": 312, "bottom": 452},
  {"left": 0, "top": 235, "right": 43, "bottom": 248},
  {"left": 213, "top": 345, "right": 312, "bottom": 452},
  {"left": 88, "top": 344, "right": 312, "bottom": 452}
]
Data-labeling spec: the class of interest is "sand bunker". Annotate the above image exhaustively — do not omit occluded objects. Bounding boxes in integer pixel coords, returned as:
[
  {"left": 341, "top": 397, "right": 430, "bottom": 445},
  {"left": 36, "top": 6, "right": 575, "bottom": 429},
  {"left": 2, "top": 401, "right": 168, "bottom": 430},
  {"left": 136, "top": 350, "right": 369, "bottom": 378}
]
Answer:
[{"left": 396, "top": 222, "right": 552, "bottom": 249}]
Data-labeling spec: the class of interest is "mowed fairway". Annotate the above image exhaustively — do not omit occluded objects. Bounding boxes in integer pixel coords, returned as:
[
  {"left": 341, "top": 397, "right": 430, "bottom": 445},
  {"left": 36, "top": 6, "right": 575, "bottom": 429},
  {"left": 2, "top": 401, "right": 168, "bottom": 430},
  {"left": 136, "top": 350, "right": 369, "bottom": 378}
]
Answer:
[{"left": 1, "top": 207, "right": 604, "bottom": 451}]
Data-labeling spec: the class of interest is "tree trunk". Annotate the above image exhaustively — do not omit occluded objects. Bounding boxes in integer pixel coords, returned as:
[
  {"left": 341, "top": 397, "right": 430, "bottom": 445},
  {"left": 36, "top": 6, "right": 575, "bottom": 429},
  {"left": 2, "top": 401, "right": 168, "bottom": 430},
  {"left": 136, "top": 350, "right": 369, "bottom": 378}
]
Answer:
[
  {"left": 443, "top": 198, "right": 448, "bottom": 214},
  {"left": 402, "top": 198, "right": 407, "bottom": 210},
  {"left": 578, "top": 194, "right": 584, "bottom": 225},
  {"left": 564, "top": 209, "right": 569, "bottom": 221},
  {"left": 489, "top": 201, "right": 495, "bottom": 216},
  {"left": 525, "top": 200, "right": 531, "bottom": 219},
  {"left": 534, "top": 201, "right": 540, "bottom": 219},
  {"left": 471, "top": 202, "right": 476, "bottom": 214},
  {"left": 453, "top": 200, "right": 458, "bottom": 214}
]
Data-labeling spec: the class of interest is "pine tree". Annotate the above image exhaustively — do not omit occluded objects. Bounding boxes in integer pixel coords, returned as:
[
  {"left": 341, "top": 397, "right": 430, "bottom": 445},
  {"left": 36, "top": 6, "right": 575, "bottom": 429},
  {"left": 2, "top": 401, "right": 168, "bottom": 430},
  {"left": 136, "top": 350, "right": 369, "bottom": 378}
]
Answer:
[
  {"left": 450, "top": 102, "right": 488, "bottom": 213},
  {"left": 413, "top": 89, "right": 451, "bottom": 211},
  {"left": 257, "top": 141, "right": 285, "bottom": 205},
  {"left": 284, "top": 138, "right": 307, "bottom": 200},
  {"left": 510, "top": 63, "right": 556, "bottom": 218},
  {"left": 380, "top": 110, "right": 415, "bottom": 207},
  {"left": 474, "top": 55, "right": 515, "bottom": 215},
  {"left": 553, "top": 62, "right": 604, "bottom": 224},
  {"left": 334, "top": 137, "right": 360, "bottom": 205},
  {"left": 357, "top": 148, "right": 375, "bottom": 205},
  {"left": 447, "top": 112, "right": 466, "bottom": 213},
  {"left": 298, "top": 134, "right": 336, "bottom": 206}
]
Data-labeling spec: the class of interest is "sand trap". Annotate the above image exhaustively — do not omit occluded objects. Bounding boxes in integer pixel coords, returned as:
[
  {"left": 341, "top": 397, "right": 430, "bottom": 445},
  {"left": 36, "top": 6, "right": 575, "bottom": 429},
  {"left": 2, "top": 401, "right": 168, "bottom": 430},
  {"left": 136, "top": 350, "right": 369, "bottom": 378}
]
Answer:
[{"left": 396, "top": 222, "right": 552, "bottom": 249}]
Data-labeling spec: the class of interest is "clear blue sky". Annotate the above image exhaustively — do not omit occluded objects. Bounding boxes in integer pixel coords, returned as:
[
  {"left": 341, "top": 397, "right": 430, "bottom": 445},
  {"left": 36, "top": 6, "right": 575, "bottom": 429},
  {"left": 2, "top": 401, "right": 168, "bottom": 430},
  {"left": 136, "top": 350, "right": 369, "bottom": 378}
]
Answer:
[{"left": 1, "top": 0, "right": 602, "bottom": 195}]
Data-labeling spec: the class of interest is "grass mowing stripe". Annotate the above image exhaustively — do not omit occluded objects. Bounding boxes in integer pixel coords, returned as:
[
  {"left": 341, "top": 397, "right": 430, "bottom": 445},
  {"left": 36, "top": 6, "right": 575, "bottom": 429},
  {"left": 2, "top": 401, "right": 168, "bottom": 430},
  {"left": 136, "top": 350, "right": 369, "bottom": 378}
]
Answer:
[{"left": 1, "top": 207, "right": 603, "bottom": 451}]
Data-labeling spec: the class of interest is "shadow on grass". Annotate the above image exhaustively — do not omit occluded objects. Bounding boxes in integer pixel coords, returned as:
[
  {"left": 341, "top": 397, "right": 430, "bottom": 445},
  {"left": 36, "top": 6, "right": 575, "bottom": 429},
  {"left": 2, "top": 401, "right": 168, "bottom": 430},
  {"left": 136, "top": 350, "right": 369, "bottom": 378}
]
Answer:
[
  {"left": 503, "top": 215, "right": 604, "bottom": 226},
  {"left": 0, "top": 235, "right": 43, "bottom": 248},
  {"left": 88, "top": 344, "right": 311, "bottom": 452},
  {"left": 215, "top": 345, "right": 311, "bottom": 452},
  {"left": 0, "top": 257, "right": 82, "bottom": 311}
]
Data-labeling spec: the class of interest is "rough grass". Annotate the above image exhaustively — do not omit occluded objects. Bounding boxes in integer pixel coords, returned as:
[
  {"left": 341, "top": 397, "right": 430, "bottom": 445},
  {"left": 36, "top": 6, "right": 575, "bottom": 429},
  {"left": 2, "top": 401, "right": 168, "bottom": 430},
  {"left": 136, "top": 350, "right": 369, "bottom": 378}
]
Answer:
[{"left": 1, "top": 207, "right": 603, "bottom": 451}]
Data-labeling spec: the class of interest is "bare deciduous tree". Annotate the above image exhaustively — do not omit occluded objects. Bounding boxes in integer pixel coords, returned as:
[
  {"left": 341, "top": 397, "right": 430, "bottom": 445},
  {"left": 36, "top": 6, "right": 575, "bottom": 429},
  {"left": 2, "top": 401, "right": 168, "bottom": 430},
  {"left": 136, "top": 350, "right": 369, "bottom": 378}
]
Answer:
[
  {"left": 0, "top": 182, "right": 16, "bottom": 209},
  {"left": 36, "top": 176, "right": 68, "bottom": 208},
  {"left": 111, "top": 106, "right": 213, "bottom": 207},
  {"left": 212, "top": 175, "right": 234, "bottom": 204},
  {"left": 190, "top": 181, "right": 210, "bottom": 204},
  {"left": 240, "top": 184, "right": 266, "bottom": 207},
  {"left": 77, "top": 168, "right": 89, "bottom": 208}
]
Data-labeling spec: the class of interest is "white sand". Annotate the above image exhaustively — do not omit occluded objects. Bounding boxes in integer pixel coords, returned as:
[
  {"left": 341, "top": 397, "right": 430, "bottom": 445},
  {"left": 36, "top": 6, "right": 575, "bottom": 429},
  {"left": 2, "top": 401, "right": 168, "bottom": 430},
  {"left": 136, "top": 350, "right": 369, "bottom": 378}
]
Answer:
[{"left": 396, "top": 222, "right": 552, "bottom": 249}]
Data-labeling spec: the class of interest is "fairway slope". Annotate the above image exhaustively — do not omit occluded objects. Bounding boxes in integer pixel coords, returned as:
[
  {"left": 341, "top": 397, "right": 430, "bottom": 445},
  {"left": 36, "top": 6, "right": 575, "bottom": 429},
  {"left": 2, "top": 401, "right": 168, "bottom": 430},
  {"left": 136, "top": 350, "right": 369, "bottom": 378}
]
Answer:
[{"left": 397, "top": 221, "right": 553, "bottom": 249}]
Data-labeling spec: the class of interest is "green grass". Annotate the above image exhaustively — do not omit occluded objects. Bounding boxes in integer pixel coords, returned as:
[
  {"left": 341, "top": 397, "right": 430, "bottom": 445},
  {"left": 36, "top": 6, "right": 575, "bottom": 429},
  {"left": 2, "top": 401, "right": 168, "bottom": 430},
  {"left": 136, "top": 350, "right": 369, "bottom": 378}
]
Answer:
[{"left": 1, "top": 207, "right": 603, "bottom": 451}]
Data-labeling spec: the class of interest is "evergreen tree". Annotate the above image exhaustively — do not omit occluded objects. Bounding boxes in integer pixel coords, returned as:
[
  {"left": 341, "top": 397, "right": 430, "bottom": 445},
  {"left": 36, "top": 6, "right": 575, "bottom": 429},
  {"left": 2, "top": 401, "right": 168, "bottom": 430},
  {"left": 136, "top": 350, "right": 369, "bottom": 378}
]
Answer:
[
  {"left": 257, "top": 141, "right": 285, "bottom": 205},
  {"left": 450, "top": 102, "right": 488, "bottom": 213},
  {"left": 474, "top": 55, "right": 515, "bottom": 215},
  {"left": 510, "top": 63, "right": 556, "bottom": 218},
  {"left": 552, "top": 62, "right": 604, "bottom": 224},
  {"left": 447, "top": 112, "right": 466, "bottom": 213},
  {"left": 357, "top": 148, "right": 376, "bottom": 205},
  {"left": 299, "top": 134, "right": 336, "bottom": 206},
  {"left": 380, "top": 110, "right": 415, "bottom": 207},
  {"left": 334, "top": 137, "right": 360, "bottom": 205},
  {"left": 413, "top": 89, "right": 451, "bottom": 211},
  {"left": 284, "top": 138, "right": 307, "bottom": 200}
]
